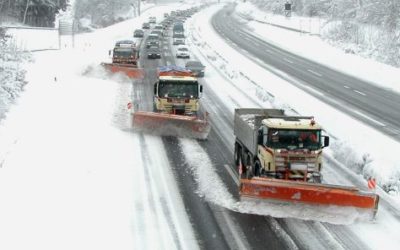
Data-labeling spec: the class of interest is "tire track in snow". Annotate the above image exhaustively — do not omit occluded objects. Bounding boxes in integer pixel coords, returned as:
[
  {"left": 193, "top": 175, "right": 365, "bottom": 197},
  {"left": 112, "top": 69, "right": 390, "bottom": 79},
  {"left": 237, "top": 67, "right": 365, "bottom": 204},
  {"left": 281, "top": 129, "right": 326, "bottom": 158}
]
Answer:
[
  {"left": 134, "top": 128, "right": 199, "bottom": 249},
  {"left": 139, "top": 134, "right": 192, "bottom": 250},
  {"left": 110, "top": 74, "right": 188, "bottom": 249},
  {"left": 137, "top": 134, "right": 165, "bottom": 249}
]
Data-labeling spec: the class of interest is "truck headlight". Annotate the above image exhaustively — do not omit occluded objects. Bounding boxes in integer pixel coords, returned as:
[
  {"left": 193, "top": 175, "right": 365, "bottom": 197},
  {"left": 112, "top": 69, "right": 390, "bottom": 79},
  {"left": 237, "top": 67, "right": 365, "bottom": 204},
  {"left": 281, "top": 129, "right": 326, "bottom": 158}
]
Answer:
[{"left": 307, "top": 163, "right": 317, "bottom": 171}]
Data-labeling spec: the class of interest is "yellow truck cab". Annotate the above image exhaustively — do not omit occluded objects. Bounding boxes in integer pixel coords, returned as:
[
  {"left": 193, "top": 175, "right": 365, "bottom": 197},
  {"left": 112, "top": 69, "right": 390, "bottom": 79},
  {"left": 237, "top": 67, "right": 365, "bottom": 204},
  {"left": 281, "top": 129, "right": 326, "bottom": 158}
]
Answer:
[
  {"left": 153, "top": 66, "right": 203, "bottom": 115},
  {"left": 234, "top": 109, "right": 329, "bottom": 183}
]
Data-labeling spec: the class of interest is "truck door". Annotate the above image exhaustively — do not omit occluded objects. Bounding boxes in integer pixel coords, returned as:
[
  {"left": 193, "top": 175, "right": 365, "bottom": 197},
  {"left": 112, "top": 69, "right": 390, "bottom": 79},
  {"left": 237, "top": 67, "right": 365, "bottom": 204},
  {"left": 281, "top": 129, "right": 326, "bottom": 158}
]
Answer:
[{"left": 257, "top": 126, "right": 270, "bottom": 171}]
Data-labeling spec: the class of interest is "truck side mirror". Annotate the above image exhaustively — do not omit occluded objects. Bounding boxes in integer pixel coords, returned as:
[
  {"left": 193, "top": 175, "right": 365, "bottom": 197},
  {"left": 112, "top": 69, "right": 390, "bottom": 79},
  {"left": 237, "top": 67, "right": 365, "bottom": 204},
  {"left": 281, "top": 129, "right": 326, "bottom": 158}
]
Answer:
[
  {"left": 200, "top": 85, "right": 203, "bottom": 93},
  {"left": 153, "top": 83, "right": 157, "bottom": 95},
  {"left": 323, "top": 136, "right": 330, "bottom": 148},
  {"left": 108, "top": 50, "right": 111, "bottom": 56},
  {"left": 257, "top": 129, "right": 263, "bottom": 145}
]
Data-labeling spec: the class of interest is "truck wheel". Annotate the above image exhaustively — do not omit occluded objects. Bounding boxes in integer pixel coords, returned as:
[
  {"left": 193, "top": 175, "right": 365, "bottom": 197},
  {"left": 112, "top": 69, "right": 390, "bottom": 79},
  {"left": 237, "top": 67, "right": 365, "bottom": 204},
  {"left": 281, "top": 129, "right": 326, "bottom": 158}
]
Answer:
[
  {"left": 237, "top": 155, "right": 246, "bottom": 179},
  {"left": 312, "top": 175, "right": 322, "bottom": 183},
  {"left": 254, "top": 160, "right": 262, "bottom": 177},
  {"left": 245, "top": 153, "right": 254, "bottom": 179},
  {"left": 234, "top": 142, "right": 241, "bottom": 166}
]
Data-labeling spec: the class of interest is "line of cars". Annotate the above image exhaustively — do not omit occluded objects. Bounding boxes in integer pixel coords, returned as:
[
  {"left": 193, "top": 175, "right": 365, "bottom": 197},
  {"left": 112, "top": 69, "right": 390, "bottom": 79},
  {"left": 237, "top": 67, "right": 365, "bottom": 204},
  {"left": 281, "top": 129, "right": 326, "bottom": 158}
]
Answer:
[{"left": 130, "top": 8, "right": 206, "bottom": 76}]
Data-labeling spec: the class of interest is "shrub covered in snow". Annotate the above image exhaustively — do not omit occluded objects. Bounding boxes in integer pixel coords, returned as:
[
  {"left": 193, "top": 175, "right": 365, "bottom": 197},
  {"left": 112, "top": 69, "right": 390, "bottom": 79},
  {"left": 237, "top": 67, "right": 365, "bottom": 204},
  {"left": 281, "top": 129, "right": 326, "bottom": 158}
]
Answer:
[{"left": 0, "top": 28, "right": 30, "bottom": 119}]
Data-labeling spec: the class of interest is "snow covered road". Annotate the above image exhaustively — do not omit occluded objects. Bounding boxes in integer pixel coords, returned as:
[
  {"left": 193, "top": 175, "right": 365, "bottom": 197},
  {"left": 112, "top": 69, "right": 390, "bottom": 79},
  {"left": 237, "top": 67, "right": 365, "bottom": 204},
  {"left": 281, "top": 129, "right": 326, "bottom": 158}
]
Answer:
[{"left": 1, "top": 1, "right": 400, "bottom": 250}]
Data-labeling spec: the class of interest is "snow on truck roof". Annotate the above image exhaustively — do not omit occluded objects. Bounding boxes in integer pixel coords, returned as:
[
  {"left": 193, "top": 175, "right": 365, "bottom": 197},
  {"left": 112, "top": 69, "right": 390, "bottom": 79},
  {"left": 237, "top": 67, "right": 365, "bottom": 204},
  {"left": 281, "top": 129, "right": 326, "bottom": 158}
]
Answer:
[
  {"left": 115, "top": 38, "right": 141, "bottom": 48},
  {"left": 263, "top": 117, "right": 322, "bottom": 130},
  {"left": 158, "top": 65, "right": 191, "bottom": 73},
  {"left": 159, "top": 75, "right": 197, "bottom": 81}
]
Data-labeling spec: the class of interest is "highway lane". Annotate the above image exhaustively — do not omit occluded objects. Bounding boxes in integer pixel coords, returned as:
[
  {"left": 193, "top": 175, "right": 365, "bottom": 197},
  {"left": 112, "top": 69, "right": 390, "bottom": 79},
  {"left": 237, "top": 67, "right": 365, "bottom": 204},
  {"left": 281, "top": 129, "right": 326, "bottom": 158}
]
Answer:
[
  {"left": 211, "top": 4, "right": 400, "bottom": 141},
  {"left": 132, "top": 21, "right": 298, "bottom": 249},
  {"left": 134, "top": 28, "right": 232, "bottom": 250}
]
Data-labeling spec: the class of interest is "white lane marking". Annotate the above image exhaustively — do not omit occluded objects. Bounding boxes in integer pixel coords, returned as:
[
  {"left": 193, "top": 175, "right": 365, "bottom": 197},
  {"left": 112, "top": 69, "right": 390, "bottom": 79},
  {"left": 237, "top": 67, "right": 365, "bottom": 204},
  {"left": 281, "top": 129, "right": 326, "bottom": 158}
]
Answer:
[
  {"left": 301, "top": 85, "right": 324, "bottom": 96},
  {"left": 224, "top": 164, "right": 239, "bottom": 185},
  {"left": 352, "top": 110, "right": 386, "bottom": 127},
  {"left": 307, "top": 69, "right": 322, "bottom": 77},
  {"left": 343, "top": 85, "right": 350, "bottom": 89},
  {"left": 219, "top": 207, "right": 251, "bottom": 250},
  {"left": 383, "top": 126, "right": 400, "bottom": 135},
  {"left": 321, "top": 98, "right": 387, "bottom": 127},
  {"left": 283, "top": 58, "right": 294, "bottom": 64},
  {"left": 353, "top": 90, "right": 366, "bottom": 96},
  {"left": 268, "top": 218, "right": 299, "bottom": 250}
]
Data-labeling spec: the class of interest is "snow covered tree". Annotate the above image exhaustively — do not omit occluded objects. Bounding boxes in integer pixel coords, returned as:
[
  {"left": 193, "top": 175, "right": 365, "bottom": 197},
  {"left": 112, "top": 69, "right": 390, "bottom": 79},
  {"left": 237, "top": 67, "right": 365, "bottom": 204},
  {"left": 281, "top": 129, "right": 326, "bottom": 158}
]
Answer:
[
  {"left": 0, "top": 0, "right": 69, "bottom": 27},
  {"left": 74, "top": 0, "right": 137, "bottom": 29},
  {"left": 0, "top": 26, "right": 29, "bottom": 119}
]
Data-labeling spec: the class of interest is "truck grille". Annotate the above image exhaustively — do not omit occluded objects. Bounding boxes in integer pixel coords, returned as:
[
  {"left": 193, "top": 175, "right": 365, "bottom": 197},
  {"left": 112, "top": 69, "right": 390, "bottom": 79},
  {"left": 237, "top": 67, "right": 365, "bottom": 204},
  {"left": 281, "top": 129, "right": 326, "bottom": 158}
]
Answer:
[{"left": 275, "top": 152, "right": 318, "bottom": 174}]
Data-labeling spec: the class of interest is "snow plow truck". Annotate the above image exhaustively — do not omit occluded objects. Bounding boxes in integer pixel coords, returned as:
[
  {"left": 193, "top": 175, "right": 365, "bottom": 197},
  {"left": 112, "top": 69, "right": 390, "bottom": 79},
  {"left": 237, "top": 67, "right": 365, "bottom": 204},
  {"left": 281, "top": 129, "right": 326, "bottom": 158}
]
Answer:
[
  {"left": 101, "top": 39, "right": 144, "bottom": 79},
  {"left": 234, "top": 108, "right": 379, "bottom": 216},
  {"left": 132, "top": 66, "right": 210, "bottom": 139}
]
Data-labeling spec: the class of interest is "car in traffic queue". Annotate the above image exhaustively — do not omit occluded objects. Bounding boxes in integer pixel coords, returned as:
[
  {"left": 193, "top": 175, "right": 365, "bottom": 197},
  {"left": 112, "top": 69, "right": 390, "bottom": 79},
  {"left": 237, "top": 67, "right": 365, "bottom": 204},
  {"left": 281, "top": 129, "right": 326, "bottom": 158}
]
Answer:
[
  {"left": 147, "top": 45, "right": 161, "bottom": 59},
  {"left": 133, "top": 29, "right": 144, "bottom": 38},
  {"left": 176, "top": 45, "right": 190, "bottom": 58},
  {"left": 149, "top": 16, "right": 156, "bottom": 23},
  {"left": 146, "top": 34, "right": 160, "bottom": 48},
  {"left": 142, "top": 22, "right": 150, "bottom": 29},
  {"left": 185, "top": 60, "right": 205, "bottom": 77}
]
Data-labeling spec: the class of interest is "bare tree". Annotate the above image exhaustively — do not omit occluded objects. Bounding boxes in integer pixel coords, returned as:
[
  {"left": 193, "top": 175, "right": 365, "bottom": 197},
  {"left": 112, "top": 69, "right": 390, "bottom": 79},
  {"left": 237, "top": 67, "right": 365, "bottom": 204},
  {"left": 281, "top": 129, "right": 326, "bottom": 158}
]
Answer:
[{"left": 22, "top": 0, "right": 31, "bottom": 24}]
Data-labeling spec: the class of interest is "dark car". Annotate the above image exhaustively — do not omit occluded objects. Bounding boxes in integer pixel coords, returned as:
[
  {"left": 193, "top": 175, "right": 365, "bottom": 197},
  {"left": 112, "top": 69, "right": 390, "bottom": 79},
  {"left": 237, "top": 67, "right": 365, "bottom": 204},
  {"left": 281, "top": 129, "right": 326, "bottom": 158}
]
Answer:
[
  {"left": 142, "top": 22, "right": 150, "bottom": 29},
  {"left": 146, "top": 35, "right": 160, "bottom": 48},
  {"left": 149, "top": 16, "right": 156, "bottom": 24},
  {"left": 150, "top": 30, "right": 163, "bottom": 37},
  {"left": 185, "top": 60, "right": 205, "bottom": 77},
  {"left": 147, "top": 45, "right": 161, "bottom": 59},
  {"left": 133, "top": 29, "right": 144, "bottom": 38}
]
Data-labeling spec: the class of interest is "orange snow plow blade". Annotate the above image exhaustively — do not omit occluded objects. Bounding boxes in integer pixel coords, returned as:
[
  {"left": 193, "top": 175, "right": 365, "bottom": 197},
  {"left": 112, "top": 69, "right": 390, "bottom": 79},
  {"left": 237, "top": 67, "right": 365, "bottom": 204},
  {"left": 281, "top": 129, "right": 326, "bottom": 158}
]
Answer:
[
  {"left": 132, "top": 111, "right": 211, "bottom": 139},
  {"left": 240, "top": 177, "right": 379, "bottom": 212},
  {"left": 101, "top": 63, "right": 144, "bottom": 79}
]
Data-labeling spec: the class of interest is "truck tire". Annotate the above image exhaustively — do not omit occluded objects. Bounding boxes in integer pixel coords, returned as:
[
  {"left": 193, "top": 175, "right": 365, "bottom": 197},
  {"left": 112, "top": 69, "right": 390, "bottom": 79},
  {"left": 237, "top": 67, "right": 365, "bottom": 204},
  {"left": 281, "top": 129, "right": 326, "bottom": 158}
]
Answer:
[
  {"left": 245, "top": 153, "right": 254, "bottom": 179},
  {"left": 234, "top": 142, "right": 241, "bottom": 166},
  {"left": 254, "top": 160, "right": 262, "bottom": 177}
]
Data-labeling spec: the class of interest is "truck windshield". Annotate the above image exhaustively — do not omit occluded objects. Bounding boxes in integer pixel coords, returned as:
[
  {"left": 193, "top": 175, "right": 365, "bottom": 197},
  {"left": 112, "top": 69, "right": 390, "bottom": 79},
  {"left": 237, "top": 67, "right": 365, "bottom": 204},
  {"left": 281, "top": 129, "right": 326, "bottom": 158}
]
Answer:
[
  {"left": 267, "top": 129, "right": 321, "bottom": 150},
  {"left": 113, "top": 48, "right": 135, "bottom": 58},
  {"left": 158, "top": 81, "right": 199, "bottom": 98}
]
